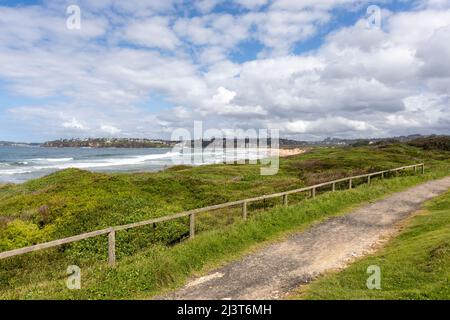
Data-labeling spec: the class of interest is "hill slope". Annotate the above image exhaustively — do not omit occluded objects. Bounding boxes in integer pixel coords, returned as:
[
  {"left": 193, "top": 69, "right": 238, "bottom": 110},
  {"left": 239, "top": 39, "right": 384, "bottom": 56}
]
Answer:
[{"left": 0, "top": 143, "right": 449, "bottom": 299}]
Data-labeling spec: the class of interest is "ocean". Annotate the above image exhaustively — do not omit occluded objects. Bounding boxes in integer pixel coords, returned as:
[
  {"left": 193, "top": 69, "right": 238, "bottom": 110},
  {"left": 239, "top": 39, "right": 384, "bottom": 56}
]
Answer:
[{"left": 0, "top": 146, "right": 266, "bottom": 183}]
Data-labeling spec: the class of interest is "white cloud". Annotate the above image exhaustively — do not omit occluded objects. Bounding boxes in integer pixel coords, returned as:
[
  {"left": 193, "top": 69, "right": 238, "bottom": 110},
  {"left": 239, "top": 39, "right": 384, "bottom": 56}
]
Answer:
[
  {"left": 206, "top": 87, "right": 266, "bottom": 117},
  {"left": 100, "top": 124, "right": 121, "bottom": 135},
  {"left": 416, "top": 26, "right": 450, "bottom": 79},
  {"left": 416, "top": 0, "right": 450, "bottom": 9},
  {"left": 234, "top": 0, "right": 270, "bottom": 10},
  {"left": 123, "top": 17, "right": 180, "bottom": 49},
  {"left": 195, "top": 0, "right": 224, "bottom": 13},
  {"left": 283, "top": 117, "right": 376, "bottom": 134},
  {"left": 63, "top": 118, "right": 87, "bottom": 130},
  {"left": 254, "top": 9, "right": 330, "bottom": 55},
  {"left": 0, "top": 6, "right": 107, "bottom": 48},
  {"left": 174, "top": 14, "right": 251, "bottom": 50},
  {"left": 1, "top": 1, "right": 450, "bottom": 140},
  {"left": 212, "top": 87, "right": 237, "bottom": 104}
]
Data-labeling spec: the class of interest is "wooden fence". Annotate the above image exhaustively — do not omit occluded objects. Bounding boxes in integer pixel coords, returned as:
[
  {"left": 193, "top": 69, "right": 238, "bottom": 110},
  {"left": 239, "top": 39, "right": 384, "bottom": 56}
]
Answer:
[{"left": 0, "top": 163, "right": 425, "bottom": 266}]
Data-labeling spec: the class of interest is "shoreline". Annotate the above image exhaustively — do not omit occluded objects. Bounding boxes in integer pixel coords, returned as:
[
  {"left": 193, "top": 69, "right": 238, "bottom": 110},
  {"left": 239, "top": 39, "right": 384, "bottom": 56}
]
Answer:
[{"left": 0, "top": 147, "right": 308, "bottom": 184}]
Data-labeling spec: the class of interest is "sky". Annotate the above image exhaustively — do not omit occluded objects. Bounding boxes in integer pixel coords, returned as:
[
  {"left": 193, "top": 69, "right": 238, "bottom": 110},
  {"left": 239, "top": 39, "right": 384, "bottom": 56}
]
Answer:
[{"left": 0, "top": 0, "right": 449, "bottom": 142}]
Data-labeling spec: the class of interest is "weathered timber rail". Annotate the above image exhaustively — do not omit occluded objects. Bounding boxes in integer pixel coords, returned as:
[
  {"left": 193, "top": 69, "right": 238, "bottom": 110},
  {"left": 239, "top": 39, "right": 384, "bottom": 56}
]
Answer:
[{"left": 0, "top": 163, "right": 425, "bottom": 266}]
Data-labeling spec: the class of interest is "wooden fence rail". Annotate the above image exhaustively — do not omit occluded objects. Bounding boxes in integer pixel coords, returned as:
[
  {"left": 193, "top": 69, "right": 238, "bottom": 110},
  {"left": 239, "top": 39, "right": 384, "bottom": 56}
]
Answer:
[{"left": 0, "top": 163, "right": 425, "bottom": 266}]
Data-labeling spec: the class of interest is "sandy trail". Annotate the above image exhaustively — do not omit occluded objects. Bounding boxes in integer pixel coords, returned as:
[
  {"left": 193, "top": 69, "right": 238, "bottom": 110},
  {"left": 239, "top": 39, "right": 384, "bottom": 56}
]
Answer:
[
  {"left": 162, "top": 176, "right": 450, "bottom": 300},
  {"left": 277, "top": 148, "right": 307, "bottom": 157}
]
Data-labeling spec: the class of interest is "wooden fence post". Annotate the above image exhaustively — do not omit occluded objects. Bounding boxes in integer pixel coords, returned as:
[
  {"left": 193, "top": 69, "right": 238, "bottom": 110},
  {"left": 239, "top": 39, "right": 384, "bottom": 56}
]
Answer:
[
  {"left": 367, "top": 175, "right": 371, "bottom": 185},
  {"left": 242, "top": 202, "right": 248, "bottom": 220},
  {"left": 283, "top": 194, "right": 288, "bottom": 206},
  {"left": 108, "top": 229, "right": 116, "bottom": 267},
  {"left": 0, "top": 163, "right": 424, "bottom": 265},
  {"left": 189, "top": 213, "right": 195, "bottom": 239}
]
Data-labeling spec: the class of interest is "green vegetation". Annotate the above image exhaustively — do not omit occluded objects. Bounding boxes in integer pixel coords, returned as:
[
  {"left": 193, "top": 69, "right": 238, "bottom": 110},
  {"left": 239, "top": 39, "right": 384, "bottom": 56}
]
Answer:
[
  {"left": 297, "top": 190, "right": 450, "bottom": 300},
  {"left": 408, "top": 135, "right": 450, "bottom": 151},
  {"left": 0, "top": 143, "right": 449, "bottom": 299},
  {"left": 42, "top": 138, "right": 173, "bottom": 148}
]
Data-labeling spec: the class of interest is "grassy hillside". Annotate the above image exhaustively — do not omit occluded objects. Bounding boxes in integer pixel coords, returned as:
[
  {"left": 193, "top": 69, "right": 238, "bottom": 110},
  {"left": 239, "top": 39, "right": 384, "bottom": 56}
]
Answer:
[
  {"left": 298, "top": 190, "right": 450, "bottom": 300},
  {"left": 0, "top": 143, "right": 449, "bottom": 299},
  {"left": 1, "top": 144, "right": 446, "bottom": 253},
  {"left": 409, "top": 135, "right": 450, "bottom": 151}
]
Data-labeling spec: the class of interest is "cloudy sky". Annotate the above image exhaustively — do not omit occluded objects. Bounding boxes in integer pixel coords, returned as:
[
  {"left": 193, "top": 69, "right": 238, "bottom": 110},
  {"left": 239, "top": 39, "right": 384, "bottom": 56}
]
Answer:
[{"left": 0, "top": 0, "right": 449, "bottom": 142}]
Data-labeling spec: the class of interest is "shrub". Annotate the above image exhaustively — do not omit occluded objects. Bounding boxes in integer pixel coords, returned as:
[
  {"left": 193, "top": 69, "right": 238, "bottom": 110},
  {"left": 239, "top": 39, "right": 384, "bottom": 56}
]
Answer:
[
  {"left": 408, "top": 136, "right": 450, "bottom": 151},
  {"left": 0, "top": 220, "right": 42, "bottom": 251}
]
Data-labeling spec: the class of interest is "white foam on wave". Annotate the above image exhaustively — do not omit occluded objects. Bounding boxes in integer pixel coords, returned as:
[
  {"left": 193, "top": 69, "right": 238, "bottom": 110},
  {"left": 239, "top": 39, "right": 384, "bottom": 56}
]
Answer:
[
  {"left": 50, "top": 152, "right": 180, "bottom": 169},
  {"left": 0, "top": 149, "right": 271, "bottom": 178},
  {"left": 0, "top": 168, "right": 37, "bottom": 175},
  {"left": 0, "top": 151, "right": 181, "bottom": 176},
  {"left": 30, "top": 157, "right": 74, "bottom": 162}
]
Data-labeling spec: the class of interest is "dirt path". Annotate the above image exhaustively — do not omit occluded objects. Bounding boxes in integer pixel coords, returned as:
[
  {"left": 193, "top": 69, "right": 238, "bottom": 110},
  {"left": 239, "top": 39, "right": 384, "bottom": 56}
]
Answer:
[{"left": 163, "top": 176, "right": 450, "bottom": 300}]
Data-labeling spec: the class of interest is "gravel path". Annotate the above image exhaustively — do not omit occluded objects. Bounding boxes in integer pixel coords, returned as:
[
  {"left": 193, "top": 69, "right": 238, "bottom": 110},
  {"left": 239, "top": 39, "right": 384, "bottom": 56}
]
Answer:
[{"left": 163, "top": 177, "right": 450, "bottom": 300}]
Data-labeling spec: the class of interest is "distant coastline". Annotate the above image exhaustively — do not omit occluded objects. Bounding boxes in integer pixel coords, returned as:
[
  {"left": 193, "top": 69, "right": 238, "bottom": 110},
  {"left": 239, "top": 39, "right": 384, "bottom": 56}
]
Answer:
[
  {"left": 0, "top": 134, "right": 444, "bottom": 149},
  {"left": 0, "top": 141, "right": 40, "bottom": 147},
  {"left": 41, "top": 138, "right": 176, "bottom": 148}
]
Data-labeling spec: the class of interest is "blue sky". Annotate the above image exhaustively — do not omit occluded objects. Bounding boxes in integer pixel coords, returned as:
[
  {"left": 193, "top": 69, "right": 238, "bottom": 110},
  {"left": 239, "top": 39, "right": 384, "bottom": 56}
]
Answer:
[{"left": 0, "top": 0, "right": 449, "bottom": 142}]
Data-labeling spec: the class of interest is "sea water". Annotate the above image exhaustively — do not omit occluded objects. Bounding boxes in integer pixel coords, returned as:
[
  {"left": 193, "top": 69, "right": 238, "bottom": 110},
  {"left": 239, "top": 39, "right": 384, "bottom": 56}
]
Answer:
[{"left": 0, "top": 146, "right": 268, "bottom": 183}]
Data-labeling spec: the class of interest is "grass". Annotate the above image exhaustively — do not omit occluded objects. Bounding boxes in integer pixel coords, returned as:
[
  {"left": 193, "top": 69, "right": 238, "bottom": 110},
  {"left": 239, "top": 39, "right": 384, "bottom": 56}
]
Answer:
[
  {"left": 1, "top": 143, "right": 446, "bottom": 251},
  {"left": 295, "top": 190, "right": 450, "bottom": 300},
  {"left": 0, "top": 143, "right": 449, "bottom": 299}
]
